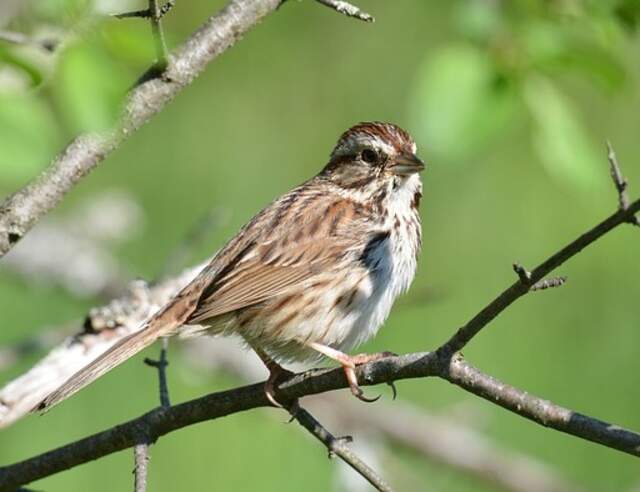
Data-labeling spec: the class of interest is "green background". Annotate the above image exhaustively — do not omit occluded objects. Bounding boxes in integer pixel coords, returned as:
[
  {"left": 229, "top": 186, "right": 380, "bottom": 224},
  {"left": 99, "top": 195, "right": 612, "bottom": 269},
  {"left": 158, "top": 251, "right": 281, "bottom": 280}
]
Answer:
[{"left": 1, "top": 1, "right": 639, "bottom": 490}]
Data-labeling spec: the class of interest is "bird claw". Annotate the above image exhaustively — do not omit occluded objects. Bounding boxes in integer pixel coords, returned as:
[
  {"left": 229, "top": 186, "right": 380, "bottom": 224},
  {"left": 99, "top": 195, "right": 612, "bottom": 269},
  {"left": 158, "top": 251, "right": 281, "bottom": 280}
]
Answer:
[
  {"left": 344, "top": 365, "right": 380, "bottom": 403},
  {"left": 351, "top": 386, "right": 381, "bottom": 403},
  {"left": 387, "top": 380, "right": 398, "bottom": 400},
  {"left": 264, "top": 365, "right": 295, "bottom": 408}
]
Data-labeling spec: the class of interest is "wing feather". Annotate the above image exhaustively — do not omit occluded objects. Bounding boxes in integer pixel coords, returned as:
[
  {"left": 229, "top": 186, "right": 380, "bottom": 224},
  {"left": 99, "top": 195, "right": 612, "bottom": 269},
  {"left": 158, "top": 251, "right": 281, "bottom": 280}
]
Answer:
[{"left": 187, "top": 190, "right": 370, "bottom": 325}]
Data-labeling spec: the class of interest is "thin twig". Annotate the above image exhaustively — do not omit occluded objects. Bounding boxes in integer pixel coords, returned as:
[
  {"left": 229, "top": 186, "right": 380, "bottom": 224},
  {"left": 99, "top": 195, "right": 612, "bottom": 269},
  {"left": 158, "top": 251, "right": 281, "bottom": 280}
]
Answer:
[
  {"left": 0, "top": 352, "right": 638, "bottom": 491},
  {"left": 133, "top": 443, "right": 149, "bottom": 492},
  {"left": 0, "top": 0, "right": 287, "bottom": 259},
  {"left": 607, "top": 141, "right": 640, "bottom": 225},
  {"left": 144, "top": 338, "right": 171, "bottom": 408},
  {"left": 133, "top": 338, "right": 171, "bottom": 491},
  {"left": 513, "top": 263, "right": 566, "bottom": 292},
  {"left": 314, "top": 0, "right": 374, "bottom": 22},
  {"left": 440, "top": 196, "right": 640, "bottom": 356},
  {"left": 512, "top": 262, "right": 532, "bottom": 283},
  {"left": 288, "top": 403, "right": 394, "bottom": 492}
]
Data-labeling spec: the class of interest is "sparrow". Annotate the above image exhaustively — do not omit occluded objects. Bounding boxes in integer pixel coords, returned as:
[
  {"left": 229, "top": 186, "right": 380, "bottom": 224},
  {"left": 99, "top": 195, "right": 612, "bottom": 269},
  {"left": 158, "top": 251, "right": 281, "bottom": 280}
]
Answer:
[{"left": 37, "top": 121, "right": 424, "bottom": 411}]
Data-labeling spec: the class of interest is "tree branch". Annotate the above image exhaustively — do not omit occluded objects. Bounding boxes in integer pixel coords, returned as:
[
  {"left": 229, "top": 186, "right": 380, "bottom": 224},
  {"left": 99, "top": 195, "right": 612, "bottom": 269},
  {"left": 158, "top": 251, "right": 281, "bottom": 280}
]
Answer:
[
  {"left": 444, "top": 355, "right": 640, "bottom": 457},
  {"left": 439, "top": 195, "right": 640, "bottom": 356},
  {"left": 1, "top": 351, "right": 638, "bottom": 491},
  {"left": 0, "top": 0, "right": 285, "bottom": 258},
  {"left": 287, "top": 404, "right": 393, "bottom": 492},
  {"left": 2, "top": 146, "right": 639, "bottom": 489}
]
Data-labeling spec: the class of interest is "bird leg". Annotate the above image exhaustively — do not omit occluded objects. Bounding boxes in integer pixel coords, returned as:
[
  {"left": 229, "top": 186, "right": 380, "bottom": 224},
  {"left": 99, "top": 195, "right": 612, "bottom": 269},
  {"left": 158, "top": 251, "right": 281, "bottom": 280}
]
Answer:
[
  {"left": 308, "top": 342, "right": 394, "bottom": 403},
  {"left": 250, "top": 345, "right": 294, "bottom": 408}
]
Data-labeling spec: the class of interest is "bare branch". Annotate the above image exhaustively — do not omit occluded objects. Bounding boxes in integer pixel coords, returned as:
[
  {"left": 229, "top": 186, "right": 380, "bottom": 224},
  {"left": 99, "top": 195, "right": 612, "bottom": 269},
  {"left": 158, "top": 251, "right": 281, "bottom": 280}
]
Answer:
[
  {"left": 0, "top": 0, "right": 285, "bottom": 259},
  {"left": 2, "top": 145, "right": 639, "bottom": 489},
  {"left": 288, "top": 404, "right": 394, "bottom": 492},
  {"left": 337, "top": 396, "right": 588, "bottom": 492},
  {"left": 444, "top": 355, "right": 640, "bottom": 457},
  {"left": 0, "top": 351, "right": 638, "bottom": 491},
  {"left": 440, "top": 195, "right": 640, "bottom": 355},
  {"left": 191, "top": 338, "right": 589, "bottom": 492},
  {"left": 314, "top": 0, "right": 374, "bottom": 22}
]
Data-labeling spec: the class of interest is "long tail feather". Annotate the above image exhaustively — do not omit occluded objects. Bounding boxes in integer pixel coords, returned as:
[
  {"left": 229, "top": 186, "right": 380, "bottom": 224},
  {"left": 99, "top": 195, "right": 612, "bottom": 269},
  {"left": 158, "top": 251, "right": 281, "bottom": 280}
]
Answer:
[{"left": 34, "top": 296, "right": 196, "bottom": 413}]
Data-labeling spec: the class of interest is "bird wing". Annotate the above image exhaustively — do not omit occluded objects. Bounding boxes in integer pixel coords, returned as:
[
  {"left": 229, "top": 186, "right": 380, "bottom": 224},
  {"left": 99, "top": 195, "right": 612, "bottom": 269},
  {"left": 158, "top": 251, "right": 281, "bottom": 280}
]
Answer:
[{"left": 188, "top": 188, "right": 371, "bottom": 324}]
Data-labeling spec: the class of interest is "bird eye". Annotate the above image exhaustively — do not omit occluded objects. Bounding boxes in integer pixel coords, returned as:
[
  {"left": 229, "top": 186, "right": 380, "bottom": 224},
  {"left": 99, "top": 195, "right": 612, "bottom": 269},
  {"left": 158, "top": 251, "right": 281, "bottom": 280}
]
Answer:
[{"left": 361, "top": 148, "right": 380, "bottom": 165}]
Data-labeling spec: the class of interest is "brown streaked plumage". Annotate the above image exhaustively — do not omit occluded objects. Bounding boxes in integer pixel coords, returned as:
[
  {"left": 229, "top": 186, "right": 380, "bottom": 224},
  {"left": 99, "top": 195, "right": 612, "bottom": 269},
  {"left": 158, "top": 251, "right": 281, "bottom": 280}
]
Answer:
[{"left": 36, "top": 122, "right": 425, "bottom": 410}]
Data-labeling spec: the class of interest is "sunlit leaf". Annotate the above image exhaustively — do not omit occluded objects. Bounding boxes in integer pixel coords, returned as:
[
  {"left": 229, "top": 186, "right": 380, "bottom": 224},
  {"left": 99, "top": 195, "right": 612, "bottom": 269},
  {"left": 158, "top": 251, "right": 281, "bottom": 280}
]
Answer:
[
  {"left": 409, "top": 45, "right": 517, "bottom": 162},
  {"left": 524, "top": 77, "right": 602, "bottom": 190},
  {"left": 0, "top": 93, "right": 59, "bottom": 184}
]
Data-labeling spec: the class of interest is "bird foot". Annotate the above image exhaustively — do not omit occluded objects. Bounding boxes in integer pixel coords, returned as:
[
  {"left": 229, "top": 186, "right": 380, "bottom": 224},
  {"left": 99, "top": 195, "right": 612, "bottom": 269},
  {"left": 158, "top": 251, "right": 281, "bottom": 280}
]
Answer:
[
  {"left": 264, "top": 364, "right": 295, "bottom": 408},
  {"left": 339, "top": 352, "right": 397, "bottom": 403},
  {"left": 307, "top": 343, "right": 397, "bottom": 403}
]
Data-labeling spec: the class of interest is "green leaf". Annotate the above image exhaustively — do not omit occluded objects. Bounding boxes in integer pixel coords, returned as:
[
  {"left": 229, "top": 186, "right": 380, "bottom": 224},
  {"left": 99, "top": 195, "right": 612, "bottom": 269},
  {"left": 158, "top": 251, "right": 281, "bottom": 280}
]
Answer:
[
  {"left": 409, "top": 44, "right": 516, "bottom": 162},
  {"left": 53, "top": 42, "right": 129, "bottom": 134},
  {"left": 0, "top": 93, "right": 59, "bottom": 184},
  {"left": 524, "top": 77, "right": 602, "bottom": 190}
]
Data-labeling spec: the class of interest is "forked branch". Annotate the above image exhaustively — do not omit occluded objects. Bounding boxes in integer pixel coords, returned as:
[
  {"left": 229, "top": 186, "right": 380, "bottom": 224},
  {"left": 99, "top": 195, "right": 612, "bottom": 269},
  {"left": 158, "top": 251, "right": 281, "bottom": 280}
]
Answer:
[
  {"left": 1, "top": 145, "right": 639, "bottom": 490},
  {"left": 1, "top": 351, "right": 638, "bottom": 491},
  {"left": 0, "top": 0, "right": 284, "bottom": 258}
]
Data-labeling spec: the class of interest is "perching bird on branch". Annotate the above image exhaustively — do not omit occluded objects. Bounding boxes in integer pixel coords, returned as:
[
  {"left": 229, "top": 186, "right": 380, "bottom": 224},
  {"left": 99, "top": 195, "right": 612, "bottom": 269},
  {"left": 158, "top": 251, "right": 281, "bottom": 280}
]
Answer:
[{"left": 36, "top": 121, "right": 425, "bottom": 410}]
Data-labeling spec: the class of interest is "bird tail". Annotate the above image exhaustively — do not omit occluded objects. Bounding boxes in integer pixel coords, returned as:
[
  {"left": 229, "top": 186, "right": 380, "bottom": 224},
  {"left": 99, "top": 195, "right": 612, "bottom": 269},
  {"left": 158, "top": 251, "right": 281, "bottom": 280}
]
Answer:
[{"left": 34, "top": 295, "right": 197, "bottom": 413}]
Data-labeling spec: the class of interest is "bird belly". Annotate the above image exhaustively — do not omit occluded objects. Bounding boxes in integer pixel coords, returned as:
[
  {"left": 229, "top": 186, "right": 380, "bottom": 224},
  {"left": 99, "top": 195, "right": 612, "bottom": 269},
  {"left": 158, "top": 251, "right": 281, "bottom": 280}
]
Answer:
[{"left": 234, "top": 224, "right": 418, "bottom": 364}]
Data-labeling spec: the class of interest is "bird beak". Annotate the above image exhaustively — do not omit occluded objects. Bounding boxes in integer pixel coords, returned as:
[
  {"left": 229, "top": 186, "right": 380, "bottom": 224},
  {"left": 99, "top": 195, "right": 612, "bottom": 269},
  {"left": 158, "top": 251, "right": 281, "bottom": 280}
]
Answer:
[{"left": 390, "top": 153, "right": 425, "bottom": 176}]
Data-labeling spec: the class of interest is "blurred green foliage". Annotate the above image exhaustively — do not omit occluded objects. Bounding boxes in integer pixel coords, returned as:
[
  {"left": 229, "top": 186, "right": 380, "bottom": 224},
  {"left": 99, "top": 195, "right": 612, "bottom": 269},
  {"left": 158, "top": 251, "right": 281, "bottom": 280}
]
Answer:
[
  {"left": 411, "top": 0, "right": 634, "bottom": 190},
  {"left": 1, "top": 1, "right": 640, "bottom": 491}
]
